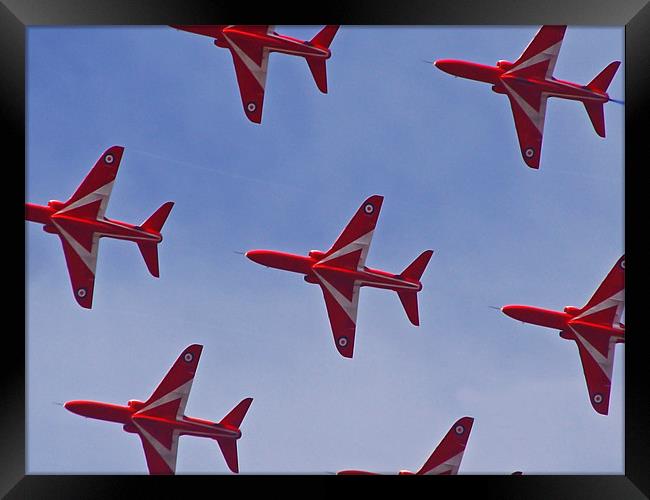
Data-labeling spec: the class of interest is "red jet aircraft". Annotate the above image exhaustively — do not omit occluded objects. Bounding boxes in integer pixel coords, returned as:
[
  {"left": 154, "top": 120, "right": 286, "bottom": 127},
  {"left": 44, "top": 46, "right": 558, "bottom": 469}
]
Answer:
[
  {"left": 65, "top": 344, "right": 253, "bottom": 474},
  {"left": 338, "top": 416, "right": 474, "bottom": 475},
  {"left": 501, "top": 255, "right": 625, "bottom": 415},
  {"left": 25, "top": 146, "right": 174, "bottom": 309},
  {"left": 434, "top": 25, "right": 621, "bottom": 169},
  {"left": 246, "top": 195, "right": 434, "bottom": 358},
  {"left": 170, "top": 25, "right": 339, "bottom": 123}
]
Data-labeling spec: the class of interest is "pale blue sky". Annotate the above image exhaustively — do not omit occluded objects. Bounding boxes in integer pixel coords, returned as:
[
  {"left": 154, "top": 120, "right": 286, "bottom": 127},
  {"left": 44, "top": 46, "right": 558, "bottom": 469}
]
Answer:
[{"left": 26, "top": 25, "right": 624, "bottom": 474}]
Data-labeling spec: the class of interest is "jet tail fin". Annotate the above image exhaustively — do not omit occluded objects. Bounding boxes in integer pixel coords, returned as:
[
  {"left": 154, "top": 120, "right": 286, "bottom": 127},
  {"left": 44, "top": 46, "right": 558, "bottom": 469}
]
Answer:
[
  {"left": 587, "top": 61, "right": 621, "bottom": 94},
  {"left": 397, "top": 291, "right": 420, "bottom": 326},
  {"left": 216, "top": 398, "right": 253, "bottom": 473},
  {"left": 304, "top": 26, "right": 338, "bottom": 93},
  {"left": 138, "top": 202, "right": 174, "bottom": 277},
  {"left": 396, "top": 251, "right": 433, "bottom": 326},
  {"left": 309, "top": 25, "right": 339, "bottom": 49},
  {"left": 584, "top": 102, "right": 606, "bottom": 137},
  {"left": 220, "top": 397, "right": 254, "bottom": 429},
  {"left": 138, "top": 242, "right": 160, "bottom": 277},
  {"left": 401, "top": 250, "right": 434, "bottom": 282},
  {"left": 306, "top": 57, "right": 329, "bottom": 93},
  {"left": 582, "top": 61, "right": 620, "bottom": 138},
  {"left": 217, "top": 438, "right": 240, "bottom": 473},
  {"left": 141, "top": 201, "right": 174, "bottom": 234}
]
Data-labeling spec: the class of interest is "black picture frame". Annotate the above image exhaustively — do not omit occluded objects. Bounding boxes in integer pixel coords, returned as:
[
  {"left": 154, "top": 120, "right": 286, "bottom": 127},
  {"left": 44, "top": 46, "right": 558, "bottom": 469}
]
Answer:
[{"left": 5, "top": 0, "right": 648, "bottom": 498}]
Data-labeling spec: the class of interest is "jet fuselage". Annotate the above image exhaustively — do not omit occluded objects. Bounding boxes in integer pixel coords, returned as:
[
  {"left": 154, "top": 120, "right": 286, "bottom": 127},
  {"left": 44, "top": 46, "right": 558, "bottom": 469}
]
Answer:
[
  {"left": 501, "top": 304, "right": 625, "bottom": 342},
  {"left": 64, "top": 400, "right": 241, "bottom": 440},
  {"left": 25, "top": 202, "right": 162, "bottom": 244},
  {"left": 214, "top": 27, "right": 331, "bottom": 60},
  {"left": 245, "top": 249, "right": 422, "bottom": 293},
  {"left": 434, "top": 59, "right": 610, "bottom": 103}
]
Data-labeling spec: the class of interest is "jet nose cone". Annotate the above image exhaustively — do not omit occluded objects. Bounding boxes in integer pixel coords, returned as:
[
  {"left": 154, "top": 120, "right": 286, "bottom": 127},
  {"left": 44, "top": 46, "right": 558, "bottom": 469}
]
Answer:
[
  {"left": 63, "top": 401, "right": 81, "bottom": 414},
  {"left": 500, "top": 305, "right": 514, "bottom": 317},
  {"left": 501, "top": 305, "right": 527, "bottom": 321},
  {"left": 433, "top": 59, "right": 466, "bottom": 77},
  {"left": 433, "top": 59, "right": 451, "bottom": 71},
  {"left": 245, "top": 250, "right": 270, "bottom": 266}
]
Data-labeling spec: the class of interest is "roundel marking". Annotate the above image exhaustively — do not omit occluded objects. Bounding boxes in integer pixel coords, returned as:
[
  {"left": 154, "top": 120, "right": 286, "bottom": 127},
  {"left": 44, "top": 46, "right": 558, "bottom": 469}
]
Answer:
[
  {"left": 593, "top": 393, "right": 603, "bottom": 404},
  {"left": 184, "top": 352, "right": 194, "bottom": 363},
  {"left": 363, "top": 203, "right": 374, "bottom": 215},
  {"left": 338, "top": 337, "right": 348, "bottom": 348},
  {"left": 76, "top": 288, "right": 87, "bottom": 298},
  {"left": 104, "top": 154, "right": 114, "bottom": 164},
  {"left": 525, "top": 147, "right": 535, "bottom": 158},
  {"left": 455, "top": 425, "right": 465, "bottom": 435},
  {"left": 620, "top": 259, "right": 625, "bottom": 270},
  {"left": 247, "top": 102, "right": 257, "bottom": 112}
]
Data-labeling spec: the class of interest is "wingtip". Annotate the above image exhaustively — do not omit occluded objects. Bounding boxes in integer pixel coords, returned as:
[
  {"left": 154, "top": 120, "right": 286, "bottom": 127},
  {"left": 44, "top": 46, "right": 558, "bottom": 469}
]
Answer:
[
  {"left": 363, "top": 194, "right": 384, "bottom": 207},
  {"left": 455, "top": 416, "right": 475, "bottom": 426},
  {"left": 75, "top": 295, "right": 93, "bottom": 309},
  {"left": 183, "top": 344, "right": 204, "bottom": 356},
  {"left": 106, "top": 145, "right": 125, "bottom": 158}
]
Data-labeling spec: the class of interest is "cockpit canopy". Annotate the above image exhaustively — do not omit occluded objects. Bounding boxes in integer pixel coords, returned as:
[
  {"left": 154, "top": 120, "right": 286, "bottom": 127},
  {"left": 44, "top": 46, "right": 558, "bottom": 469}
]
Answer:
[
  {"left": 309, "top": 250, "right": 326, "bottom": 260},
  {"left": 496, "top": 60, "right": 514, "bottom": 71},
  {"left": 564, "top": 306, "right": 581, "bottom": 316},
  {"left": 127, "top": 399, "right": 145, "bottom": 410},
  {"left": 47, "top": 200, "right": 65, "bottom": 211}
]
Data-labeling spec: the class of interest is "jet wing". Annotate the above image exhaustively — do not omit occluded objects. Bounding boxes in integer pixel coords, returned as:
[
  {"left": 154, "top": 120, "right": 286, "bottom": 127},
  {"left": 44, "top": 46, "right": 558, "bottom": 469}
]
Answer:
[
  {"left": 313, "top": 268, "right": 361, "bottom": 358},
  {"left": 51, "top": 221, "right": 100, "bottom": 309},
  {"left": 136, "top": 344, "right": 203, "bottom": 420},
  {"left": 132, "top": 419, "right": 180, "bottom": 475},
  {"left": 506, "top": 25, "right": 566, "bottom": 80},
  {"left": 567, "top": 323, "right": 618, "bottom": 415},
  {"left": 502, "top": 79, "right": 549, "bottom": 169},
  {"left": 416, "top": 416, "right": 474, "bottom": 475},
  {"left": 574, "top": 255, "right": 625, "bottom": 327},
  {"left": 222, "top": 26, "right": 273, "bottom": 123},
  {"left": 319, "top": 195, "right": 384, "bottom": 271},
  {"left": 58, "top": 146, "right": 124, "bottom": 220},
  {"left": 127, "top": 345, "right": 204, "bottom": 474},
  {"left": 169, "top": 24, "right": 228, "bottom": 38}
]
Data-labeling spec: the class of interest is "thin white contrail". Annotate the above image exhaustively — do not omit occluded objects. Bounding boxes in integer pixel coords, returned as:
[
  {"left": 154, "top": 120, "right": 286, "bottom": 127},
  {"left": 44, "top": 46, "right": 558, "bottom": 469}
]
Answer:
[{"left": 128, "top": 148, "right": 309, "bottom": 193}]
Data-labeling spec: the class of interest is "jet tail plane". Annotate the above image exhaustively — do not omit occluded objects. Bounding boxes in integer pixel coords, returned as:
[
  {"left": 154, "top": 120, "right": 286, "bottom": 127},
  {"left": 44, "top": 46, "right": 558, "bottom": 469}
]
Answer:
[
  {"left": 220, "top": 397, "right": 254, "bottom": 429},
  {"left": 397, "top": 250, "right": 435, "bottom": 325},
  {"left": 583, "top": 61, "right": 621, "bottom": 137},
  {"left": 137, "top": 202, "right": 175, "bottom": 277},
  {"left": 587, "top": 61, "right": 621, "bottom": 93},
  {"left": 401, "top": 250, "right": 434, "bottom": 281},
  {"left": 305, "top": 26, "right": 339, "bottom": 93},
  {"left": 306, "top": 57, "right": 329, "bottom": 93},
  {"left": 310, "top": 25, "right": 339, "bottom": 49},
  {"left": 215, "top": 398, "right": 253, "bottom": 473},
  {"left": 217, "top": 439, "right": 240, "bottom": 474},
  {"left": 142, "top": 201, "right": 175, "bottom": 233}
]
